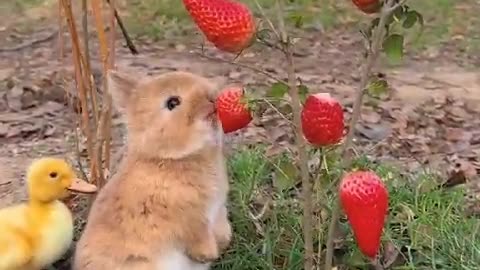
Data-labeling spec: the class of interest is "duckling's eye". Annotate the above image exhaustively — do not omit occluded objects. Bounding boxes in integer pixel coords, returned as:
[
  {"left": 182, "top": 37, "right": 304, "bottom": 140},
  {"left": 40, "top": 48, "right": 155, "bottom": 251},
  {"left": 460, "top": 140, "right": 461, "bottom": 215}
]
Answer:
[
  {"left": 165, "top": 96, "right": 181, "bottom": 111},
  {"left": 49, "top": 172, "right": 58, "bottom": 178}
]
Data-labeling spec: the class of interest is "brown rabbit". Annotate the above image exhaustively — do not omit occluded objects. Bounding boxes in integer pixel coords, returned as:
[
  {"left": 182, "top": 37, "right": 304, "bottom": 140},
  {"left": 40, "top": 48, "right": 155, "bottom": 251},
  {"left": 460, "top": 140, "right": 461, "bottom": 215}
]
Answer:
[{"left": 72, "top": 70, "right": 232, "bottom": 270}]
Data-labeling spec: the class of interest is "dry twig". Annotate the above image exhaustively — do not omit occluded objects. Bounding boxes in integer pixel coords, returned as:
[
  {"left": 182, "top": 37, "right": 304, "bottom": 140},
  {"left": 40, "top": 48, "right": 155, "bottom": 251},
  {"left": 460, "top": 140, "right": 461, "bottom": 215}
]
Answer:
[
  {"left": 196, "top": 51, "right": 288, "bottom": 84},
  {"left": 60, "top": 0, "right": 95, "bottom": 180},
  {"left": 105, "top": 0, "right": 139, "bottom": 54}
]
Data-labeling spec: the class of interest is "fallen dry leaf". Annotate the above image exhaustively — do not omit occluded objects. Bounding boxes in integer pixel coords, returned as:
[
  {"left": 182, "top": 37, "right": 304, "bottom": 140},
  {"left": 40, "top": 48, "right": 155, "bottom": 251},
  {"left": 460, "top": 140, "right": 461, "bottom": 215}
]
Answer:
[
  {"left": 356, "top": 123, "right": 392, "bottom": 141},
  {"left": 0, "top": 123, "right": 8, "bottom": 137},
  {"left": 445, "top": 127, "right": 472, "bottom": 142},
  {"left": 361, "top": 107, "right": 382, "bottom": 123},
  {"left": 382, "top": 240, "right": 402, "bottom": 268},
  {"left": 0, "top": 68, "right": 14, "bottom": 81},
  {"left": 442, "top": 158, "right": 478, "bottom": 188},
  {"left": 6, "top": 126, "right": 22, "bottom": 138}
]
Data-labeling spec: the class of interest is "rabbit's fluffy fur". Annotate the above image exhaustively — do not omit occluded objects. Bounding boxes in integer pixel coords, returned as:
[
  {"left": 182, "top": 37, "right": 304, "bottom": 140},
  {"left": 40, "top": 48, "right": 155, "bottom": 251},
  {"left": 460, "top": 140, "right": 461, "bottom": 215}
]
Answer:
[{"left": 72, "top": 70, "right": 232, "bottom": 270}]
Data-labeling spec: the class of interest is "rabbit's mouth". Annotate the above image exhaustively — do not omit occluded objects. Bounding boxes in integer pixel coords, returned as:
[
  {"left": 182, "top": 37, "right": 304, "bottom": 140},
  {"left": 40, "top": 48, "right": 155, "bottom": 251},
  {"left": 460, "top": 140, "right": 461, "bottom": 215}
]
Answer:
[{"left": 203, "top": 102, "right": 216, "bottom": 117}]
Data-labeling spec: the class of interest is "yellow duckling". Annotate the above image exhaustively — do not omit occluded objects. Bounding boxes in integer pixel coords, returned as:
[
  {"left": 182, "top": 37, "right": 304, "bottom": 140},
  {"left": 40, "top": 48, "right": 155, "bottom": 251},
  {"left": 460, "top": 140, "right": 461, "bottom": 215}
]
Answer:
[{"left": 0, "top": 157, "right": 97, "bottom": 270}]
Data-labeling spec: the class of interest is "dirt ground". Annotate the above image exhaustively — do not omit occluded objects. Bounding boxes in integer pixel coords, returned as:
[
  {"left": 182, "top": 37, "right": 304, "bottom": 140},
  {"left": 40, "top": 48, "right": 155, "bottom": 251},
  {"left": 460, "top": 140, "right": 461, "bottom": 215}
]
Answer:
[{"left": 1, "top": 1, "right": 479, "bottom": 216}]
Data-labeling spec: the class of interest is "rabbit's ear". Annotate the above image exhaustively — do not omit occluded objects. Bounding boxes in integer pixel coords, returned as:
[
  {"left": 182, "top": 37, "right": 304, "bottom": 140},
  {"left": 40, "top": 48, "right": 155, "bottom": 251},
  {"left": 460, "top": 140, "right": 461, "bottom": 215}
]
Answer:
[{"left": 107, "top": 69, "right": 139, "bottom": 111}]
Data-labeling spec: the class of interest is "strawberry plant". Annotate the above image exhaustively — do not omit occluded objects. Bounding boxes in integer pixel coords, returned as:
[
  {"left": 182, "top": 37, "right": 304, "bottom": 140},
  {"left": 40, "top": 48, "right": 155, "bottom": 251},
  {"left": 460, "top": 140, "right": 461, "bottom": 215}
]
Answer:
[{"left": 181, "top": 0, "right": 425, "bottom": 269}]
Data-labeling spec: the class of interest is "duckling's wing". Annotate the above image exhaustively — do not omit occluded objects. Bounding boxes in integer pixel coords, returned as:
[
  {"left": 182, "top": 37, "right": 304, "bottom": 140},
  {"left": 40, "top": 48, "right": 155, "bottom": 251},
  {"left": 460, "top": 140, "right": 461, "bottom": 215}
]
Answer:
[{"left": 0, "top": 224, "right": 33, "bottom": 270}]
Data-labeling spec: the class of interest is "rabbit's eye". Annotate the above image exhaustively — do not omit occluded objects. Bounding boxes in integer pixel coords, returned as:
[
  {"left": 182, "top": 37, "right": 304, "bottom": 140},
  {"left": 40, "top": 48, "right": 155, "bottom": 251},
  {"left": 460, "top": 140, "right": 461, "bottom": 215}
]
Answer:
[{"left": 166, "top": 96, "right": 181, "bottom": 111}]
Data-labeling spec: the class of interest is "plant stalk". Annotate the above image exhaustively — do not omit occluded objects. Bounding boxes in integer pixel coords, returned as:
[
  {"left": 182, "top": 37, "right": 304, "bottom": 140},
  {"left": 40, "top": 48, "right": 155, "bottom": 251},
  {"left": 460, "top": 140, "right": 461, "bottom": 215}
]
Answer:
[
  {"left": 286, "top": 42, "right": 314, "bottom": 270},
  {"left": 60, "top": 0, "right": 95, "bottom": 183},
  {"left": 323, "top": 1, "right": 400, "bottom": 269},
  {"left": 274, "top": 0, "right": 313, "bottom": 268}
]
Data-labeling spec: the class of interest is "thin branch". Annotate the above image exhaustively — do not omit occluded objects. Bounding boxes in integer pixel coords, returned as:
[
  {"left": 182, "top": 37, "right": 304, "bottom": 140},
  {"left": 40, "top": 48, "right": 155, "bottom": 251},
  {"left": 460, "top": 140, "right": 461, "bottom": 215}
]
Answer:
[
  {"left": 324, "top": 1, "right": 401, "bottom": 269},
  {"left": 251, "top": 0, "right": 280, "bottom": 40},
  {"left": 91, "top": 0, "right": 110, "bottom": 72},
  {"left": 386, "top": 0, "right": 407, "bottom": 13},
  {"left": 286, "top": 36, "right": 314, "bottom": 270},
  {"left": 61, "top": 0, "right": 95, "bottom": 180},
  {"left": 196, "top": 52, "right": 288, "bottom": 85},
  {"left": 105, "top": 0, "right": 138, "bottom": 54},
  {"left": 104, "top": 0, "right": 116, "bottom": 173},
  {"left": 340, "top": 0, "right": 395, "bottom": 160},
  {"left": 57, "top": 0, "right": 64, "bottom": 64},
  {"left": 261, "top": 98, "right": 293, "bottom": 124},
  {"left": 256, "top": 36, "right": 284, "bottom": 51},
  {"left": 274, "top": 0, "right": 314, "bottom": 268},
  {"left": 58, "top": 3, "right": 84, "bottom": 180},
  {"left": 82, "top": 0, "right": 99, "bottom": 126},
  {"left": 91, "top": 0, "right": 111, "bottom": 187},
  {"left": 0, "top": 30, "right": 58, "bottom": 53},
  {"left": 82, "top": 0, "right": 90, "bottom": 72},
  {"left": 315, "top": 148, "right": 326, "bottom": 265}
]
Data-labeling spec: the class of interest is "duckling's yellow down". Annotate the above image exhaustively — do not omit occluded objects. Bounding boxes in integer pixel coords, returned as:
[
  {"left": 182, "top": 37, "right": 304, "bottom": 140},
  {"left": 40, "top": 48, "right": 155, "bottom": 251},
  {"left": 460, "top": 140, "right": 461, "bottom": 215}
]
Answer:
[
  {"left": 0, "top": 201, "right": 74, "bottom": 270},
  {"left": 0, "top": 158, "right": 96, "bottom": 270}
]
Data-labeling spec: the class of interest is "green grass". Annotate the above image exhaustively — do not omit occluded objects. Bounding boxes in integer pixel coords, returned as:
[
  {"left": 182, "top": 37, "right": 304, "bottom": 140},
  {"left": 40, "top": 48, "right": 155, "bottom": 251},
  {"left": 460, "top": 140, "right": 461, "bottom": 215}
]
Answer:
[
  {"left": 211, "top": 147, "right": 480, "bottom": 270},
  {"left": 0, "top": 0, "right": 46, "bottom": 16}
]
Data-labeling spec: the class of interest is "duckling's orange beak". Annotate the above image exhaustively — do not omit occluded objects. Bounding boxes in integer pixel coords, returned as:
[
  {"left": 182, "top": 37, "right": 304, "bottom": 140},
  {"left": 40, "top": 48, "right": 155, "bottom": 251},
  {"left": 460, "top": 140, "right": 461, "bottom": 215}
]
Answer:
[{"left": 67, "top": 178, "right": 97, "bottom": 194}]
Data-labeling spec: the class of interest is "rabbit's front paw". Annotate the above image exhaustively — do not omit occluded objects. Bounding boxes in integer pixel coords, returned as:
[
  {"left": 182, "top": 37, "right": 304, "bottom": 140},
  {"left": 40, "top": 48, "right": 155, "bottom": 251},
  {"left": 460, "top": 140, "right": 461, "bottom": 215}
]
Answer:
[
  {"left": 187, "top": 231, "right": 219, "bottom": 263},
  {"left": 214, "top": 215, "right": 232, "bottom": 251}
]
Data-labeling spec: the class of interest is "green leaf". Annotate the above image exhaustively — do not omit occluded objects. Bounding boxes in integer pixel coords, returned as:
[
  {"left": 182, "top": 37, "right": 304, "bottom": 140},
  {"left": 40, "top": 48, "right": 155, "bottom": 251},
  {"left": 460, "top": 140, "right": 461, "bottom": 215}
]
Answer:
[
  {"left": 366, "top": 77, "right": 389, "bottom": 98},
  {"left": 386, "top": 5, "right": 405, "bottom": 26},
  {"left": 408, "top": 10, "right": 425, "bottom": 42},
  {"left": 277, "top": 102, "right": 293, "bottom": 116},
  {"left": 366, "top": 17, "right": 380, "bottom": 39},
  {"left": 346, "top": 247, "right": 368, "bottom": 267},
  {"left": 370, "top": 17, "right": 380, "bottom": 28},
  {"left": 267, "top": 82, "right": 289, "bottom": 98},
  {"left": 298, "top": 84, "right": 309, "bottom": 104},
  {"left": 273, "top": 159, "right": 298, "bottom": 192},
  {"left": 289, "top": 13, "right": 304, "bottom": 28},
  {"left": 413, "top": 10, "right": 424, "bottom": 29},
  {"left": 392, "top": 5, "right": 406, "bottom": 21},
  {"left": 402, "top": 11, "right": 418, "bottom": 29},
  {"left": 255, "top": 28, "right": 275, "bottom": 43},
  {"left": 382, "top": 34, "right": 404, "bottom": 64},
  {"left": 242, "top": 87, "right": 261, "bottom": 112},
  {"left": 359, "top": 28, "right": 370, "bottom": 42}
]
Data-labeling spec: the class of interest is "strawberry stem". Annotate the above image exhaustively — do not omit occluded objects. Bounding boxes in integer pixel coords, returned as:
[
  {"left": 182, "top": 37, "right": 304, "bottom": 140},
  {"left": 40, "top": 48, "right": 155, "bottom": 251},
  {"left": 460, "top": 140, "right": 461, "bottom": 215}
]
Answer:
[{"left": 315, "top": 147, "right": 327, "bottom": 265}]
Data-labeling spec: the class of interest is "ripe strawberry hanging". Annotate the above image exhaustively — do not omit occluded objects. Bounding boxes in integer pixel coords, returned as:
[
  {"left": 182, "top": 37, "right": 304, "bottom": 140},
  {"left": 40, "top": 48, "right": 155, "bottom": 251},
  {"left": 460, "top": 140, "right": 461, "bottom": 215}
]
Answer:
[
  {"left": 182, "top": 0, "right": 256, "bottom": 53},
  {"left": 351, "top": 0, "right": 381, "bottom": 14},
  {"left": 339, "top": 170, "right": 389, "bottom": 258},
  {"left": 301, "top": 93, "right": 344, "bottom": 147},
  {"left": 216, "top": 86, "right": 252, "bottom": 133}
]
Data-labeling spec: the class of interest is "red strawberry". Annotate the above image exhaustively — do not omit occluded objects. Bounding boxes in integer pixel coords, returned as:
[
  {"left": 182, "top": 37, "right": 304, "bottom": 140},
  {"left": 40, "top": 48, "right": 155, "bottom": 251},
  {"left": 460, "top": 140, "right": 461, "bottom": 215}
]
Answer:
[
  {"left": 301, "top": 93, "right": 344, "bottom": 147},
  {"left": 182, "top": 0, "right": 256, "bottom": 53},
  {"left": 352, "top": 0, "right": 381, "bottom": 14},
  {"left": 216, "top": 86, "right": 252, "bottom": 133},
  {"left": 339, "top": 170, "right": 389, "bottom": 258}
]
